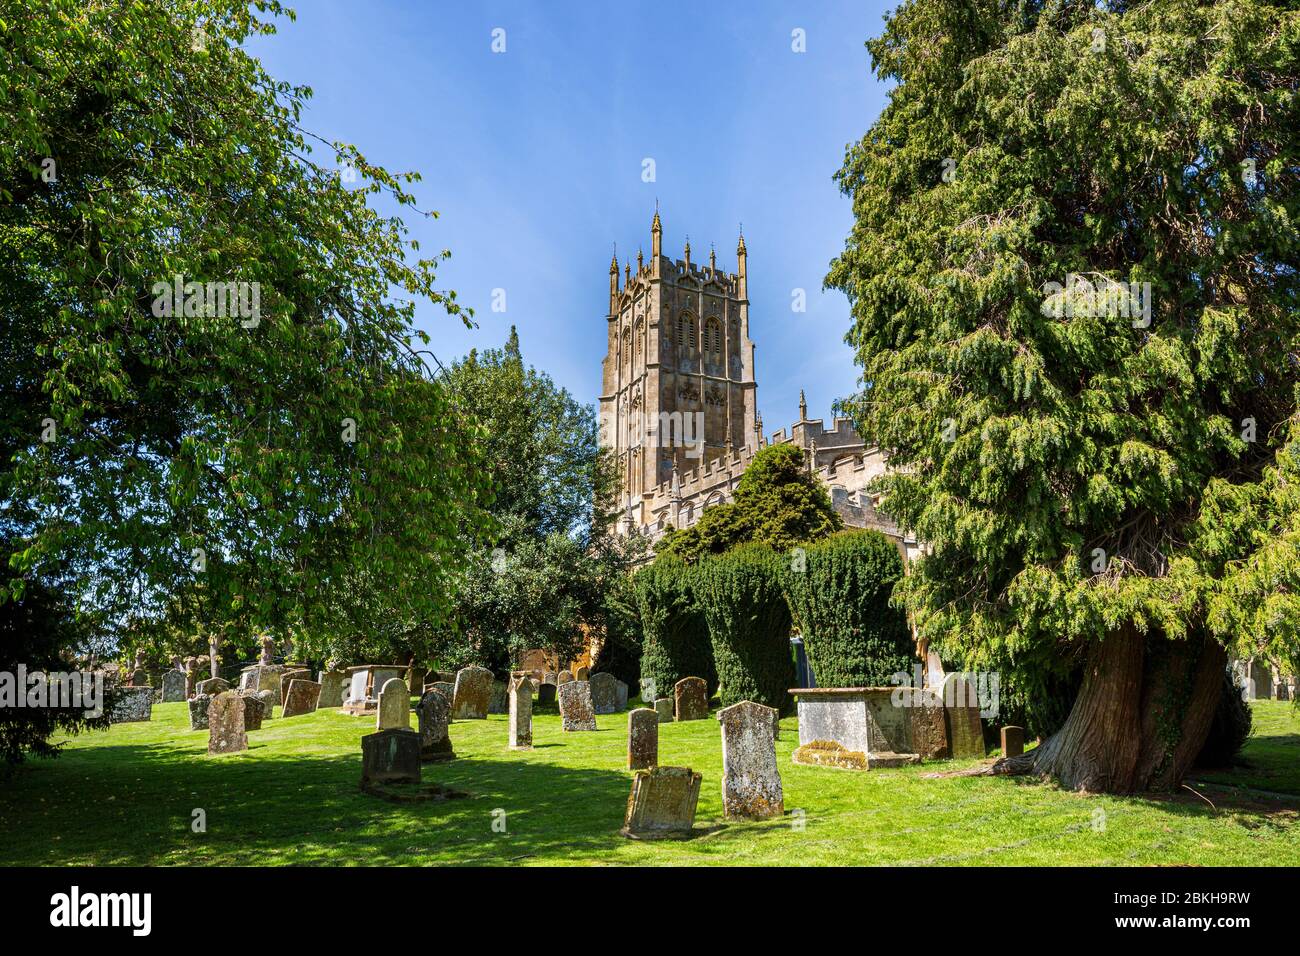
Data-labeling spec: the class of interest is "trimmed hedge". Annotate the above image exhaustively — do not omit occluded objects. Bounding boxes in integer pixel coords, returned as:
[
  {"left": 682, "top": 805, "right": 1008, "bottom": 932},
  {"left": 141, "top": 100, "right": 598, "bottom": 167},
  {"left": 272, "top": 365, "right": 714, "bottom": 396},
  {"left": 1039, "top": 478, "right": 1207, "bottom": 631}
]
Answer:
[
  {"left": 694, "top": 544, "right": 796, "bottom": 714},
  {"left": 634, "top": 557, "right": 716, "bottom": 699},
  {"left": 781, "top": 529, "right": 913, "bottom": 687}
]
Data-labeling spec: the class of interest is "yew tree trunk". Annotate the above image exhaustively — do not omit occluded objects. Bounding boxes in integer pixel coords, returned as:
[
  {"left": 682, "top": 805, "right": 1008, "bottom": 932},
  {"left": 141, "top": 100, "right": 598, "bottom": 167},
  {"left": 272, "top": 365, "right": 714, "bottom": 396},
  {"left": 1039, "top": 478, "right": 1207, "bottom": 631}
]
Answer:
[{"left": 1003, "top": 625, "right": 1226, "bottom": 793}]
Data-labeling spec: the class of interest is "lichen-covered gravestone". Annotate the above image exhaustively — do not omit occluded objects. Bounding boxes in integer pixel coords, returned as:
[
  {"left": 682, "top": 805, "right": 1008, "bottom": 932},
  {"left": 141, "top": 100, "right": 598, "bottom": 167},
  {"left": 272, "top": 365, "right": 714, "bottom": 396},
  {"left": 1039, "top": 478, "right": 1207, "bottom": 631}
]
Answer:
[
  {"left": 621, "top": 766, "right": 701, "bottom": 840},
  {"left": 574, "top": 665, "right": 590, "bottom": 681},
  {"left": 451, "top": 666, "right": 493, "bottom": 720},
  {"left": 279, "top": 669, "right": 310, "bottom": 706},
  {"left": 428, "top": 681, "right": 456, "bottom": 711},
  {"left": 317, "top": 670, "right": 347, "bottom": 708},
  {"left": 254, "top": 689, "right": 277, "bottom": 719},
  {"left": 627, "top": 708, "right": 658, "bottom": 770},
  {"left": 508, "top": 677, "right": 533, "bottom": 750},
  {"left": 188, "top": 695, "right": 213, "bottom": 730},
  {"left": 558, "top": 680, "right": 597, "bottom": 731},
  {"left": 942, "top": 674, "right": 985, "bottom": 759},
  {"left": 898, "top": 687, "right": 948, "bottom": 759},
  {"left": 488, "top": 680, "right": 509, "bottom": 715},
  {"left": 557, "top": 671, "right": 574, "bottom": 685},
  {"left": 161, "top": 670, "right": 187, "bottom": 703},
  {"left": 110, "top": 686, "right": 153, "bottom": 723},
  {"left": 717, "top": 700, "right": 783, "bottom": 820},
  {"left": 417, "top": 691, "right": 454, "bottom": 762},
  {"left": 653, "top": 697, "right": 674, "bottom": 723},
  {"left": 208, "top": 691, "right": 247, "bottom": 755},
  {"left": 590, "top": 672, "right": 620, "bottom": 715},
  {"left": 639, "top": 677, "right": 656, "bottom": 704},
  {"left": 361, "top": 728, "right": 421, "bottom": 788},
  {"left": 377, "top": 677, "right": 410, "bottom": 731},
  {"left": 195, "top": 677, "right": 230, "bottom": 697},
  {"left": 674, "top": 677, "right": 709, "bottom": 721},
  {"left": 282, "top": 679, "right": 322, "bottom": 718},
  {"left": 241, "top": 693, "right": 265, "bottom": 731}
]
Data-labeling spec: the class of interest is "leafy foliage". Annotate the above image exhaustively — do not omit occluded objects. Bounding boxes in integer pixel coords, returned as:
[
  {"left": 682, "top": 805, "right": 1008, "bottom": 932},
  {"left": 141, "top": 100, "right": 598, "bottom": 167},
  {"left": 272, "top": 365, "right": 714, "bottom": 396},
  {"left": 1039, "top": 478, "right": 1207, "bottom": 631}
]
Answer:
[
  {"left": 695, "top": 545, "right": 796, "bottom": 714},
  {"left": 781, "top": 530, "right": 914, "bottom": 688},
  {"left": 634, "top": 557, "right": 716, "bottom": 699}
]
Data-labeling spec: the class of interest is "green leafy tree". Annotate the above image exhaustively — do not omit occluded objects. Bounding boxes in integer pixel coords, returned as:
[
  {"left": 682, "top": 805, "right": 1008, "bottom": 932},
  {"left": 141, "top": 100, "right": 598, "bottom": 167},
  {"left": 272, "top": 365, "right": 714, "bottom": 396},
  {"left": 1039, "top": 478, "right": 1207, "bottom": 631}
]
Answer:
[
  {"left": 695, "top": 545, "right": 796, "bottom": 714},
  {"left": 826, "top": 0, "right": 1299, "bottom": 792},
  {"left": 1, "top": 2, "right": 493, "bottom": 674},
  {"left": 635, "top": 557, "right": 717, "bottom": 699},
  {"left": 657, "top": 443, "right": 841, "bottom": 562},
  {"left": 781, "top": 530, "right": 914, "bottom": 688}
]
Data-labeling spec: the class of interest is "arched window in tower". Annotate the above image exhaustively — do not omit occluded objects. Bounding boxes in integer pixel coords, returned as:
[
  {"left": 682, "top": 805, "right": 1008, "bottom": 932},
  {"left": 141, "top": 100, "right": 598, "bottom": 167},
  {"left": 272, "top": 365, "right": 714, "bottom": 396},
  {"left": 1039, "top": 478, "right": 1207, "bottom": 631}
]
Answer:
[
  {"left": 621, "top": 327, "right": 630, "bottom": 366},
  {"left": 704, "top": 317, "right": 721, "bottom": 358},
  {"left": 634, "top": 316, "right": 644, "bottom": 363},
  {"left": 676, "top": 313, "right": 697, "bottom": 353}
]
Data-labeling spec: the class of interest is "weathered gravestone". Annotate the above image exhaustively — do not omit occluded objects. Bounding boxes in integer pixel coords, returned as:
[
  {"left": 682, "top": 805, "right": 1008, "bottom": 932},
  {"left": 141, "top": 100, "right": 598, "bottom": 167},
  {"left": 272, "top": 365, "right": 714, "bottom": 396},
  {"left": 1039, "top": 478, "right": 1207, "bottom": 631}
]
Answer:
[
  {"left": 653, "top": 697, "right": 674, "bottom": 723},
  {"left": 627, "top": 708, "right": 658, "bottom": 770},
  {"left": 241, "top": 693, "right": 265, "bottom": 731},
  {"left": 717, "top": 701, "right": 783, "bottom": 820},
  {"left": 452, "top": 665, "right": 493, "bottom": 720},
  {"left": 196, "top": 677, "right": 230, "bottom": 697},
  {"left": 942, "top": 674, "right": 985, "bottom": 759},
  {"left": 640, "top": 677, "right": 657, "bottom": 704},
  {"left": 897, "top": 687, "right": 949, "bottom": 759},
  {"left": 279, "top": 669, "right": 310, "bottom": 706},
  {"left": 674, "top": 677, "right": 709, "bottom": 721},
  {"left": 188, "top": 694, "right": 212, "bottom": 730},
  {"left": 590, "top": 672, "right": 621, "bottom": 715},
  {"left": 508, "top": 677, "right": 533, "bottom": 750},
  {"left": 110, "top": 686, "right": 153, "bottom": 723},
  {"left": 361, "top": 728, "right": 421, "bottom": 788},
  {"left": 557, "top": 671, "right": 574, "bottom": 686},
  {"left": 1000, "top": 725, "right": 1025, "bottom": 758},
  {"left": 282, "top": 679, "right": 322, "bottom": 718},
  {"left": 488, "top": 680, "right": 509, "bottom": 715},
  {"left": 537, "top": 682, "right": 557, "bottom": 706},
  {"left": 377, "top": 677, "right": 410, "bottom": 731},
  {"left": 416, "top": 691, "right": 455, "bottom": 762},
  {"left": 621, "top": 766, "right": 702, "bottom": 840},
  {"left": 791, "top": 739, "right": 869, "bottom": 771},
  {"left": 574, "top": 665, "right": 590, "bottom": 681},
  {"left": 791, "top": 687, "right": 925, "bottom": 765},
  {"left": 208, "top": 691, "right": 247, "bottom": 755},
  {"left": 161, "top": 670, "right": 188, "bottom": 703},
  {"left": 254, "top": 688, "right": 277, "bottom": 719},
  {"left": 558, "top": 680, "right": 597, "bottom": 731},
  {"left": 1246, "top": 658, "right": 1271, "bottom": 700},
  {"left": 614, "top": 679, "right": 628, "bottom": 712},
  {"left": 317, "top": 670, "right": 347, "bottom": 708}
]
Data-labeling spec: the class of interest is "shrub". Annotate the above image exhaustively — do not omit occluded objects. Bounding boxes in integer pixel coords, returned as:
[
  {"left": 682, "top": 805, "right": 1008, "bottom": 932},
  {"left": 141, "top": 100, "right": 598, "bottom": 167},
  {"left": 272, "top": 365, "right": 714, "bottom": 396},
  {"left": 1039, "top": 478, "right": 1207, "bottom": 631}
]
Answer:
[
  {"left": 633, "top": 557, "right": 716, "bottom": 698},
  {"left": 781, "top": 529, "right": 913, "bottom": 687},
  {"left": 695, "top": 545, "right": 796, "bottom": 714}
]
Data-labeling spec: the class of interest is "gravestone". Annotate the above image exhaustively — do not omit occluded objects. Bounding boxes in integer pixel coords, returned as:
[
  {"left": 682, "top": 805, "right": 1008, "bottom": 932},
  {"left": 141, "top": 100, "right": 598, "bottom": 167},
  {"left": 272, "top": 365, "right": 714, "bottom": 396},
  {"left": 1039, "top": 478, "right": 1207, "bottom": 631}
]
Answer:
[
  {"left": 621, "top": 766, "right": 702, "bottom": 840},
  {"left": 590, "top": 672, "right": 620, "bottom": 715},
  {"left": 488, "top": 680, "right": 509, "bottom": 715},
  {"left": 898, "top": 687, "right": 949, "bottom": 759},
  {"left": 792, "top": 687, "right": 925, "bottom": 764},
  {"left": 1246, "top": 658, "right": 1271, "bottom": 700},
  {"left": 317, "top": 670, "right": 347, "bottom": 708},
  {"left": 196, "top": 677, "right": 230, "bottom": 697},
  {"left": 280, "top": 669, "right": 310, "bottom": 706},
  {"left": 653, "top": 697, "right": 674, "bottom": 723},
  {"left": 361, "top": 728, "right": 421, "bottom": 787},
  {"left": 377, "top": 677, "right": 411, "bottom": 731},
  {"left": 627, "top": 708, "right": 658, "bottom": 770},
  {"left": 1001, "top": 725, "right": 1025, "bottom": 758},
  {"left": 416, "top": 691, "right": 455, "bottom": 762},
  {"left": 557, "top": 671, "right": 574, "bottom": 686},
  {"left": 208, "top": 691, "right": 247, "bottom": 755},
  {"left": 282, "top": 679, "right": 322, "bottom": 718},
  {"left": 537, "top": 682, "right": 557, "bottom": 706},
  {"left": 110, "top": 686, "right": 153, "bottom": 723},
  {"left": 574, "top": 665, "right": 590, "bottom": 681},
  {"left": 242, "top": 693, "right": 265, "bottom": 731},
  {"left": 508, "top": 677, "right": 533, "bottom": 750},
  {"left": 188, "top": 695, "right": 212, "bottom": 730},
  {"left": 717, "top": 701, "right": 783, "bottom": 820},
  {"left": 640, "top": 677, "right": 657, "bottom": 704},
  {"left": 240, "top": 664, "right": 283, "bottom": 704},
  {"left": 451, "top": 665, "right": 493, "bottom": 720},
  {"left": 406, "top": 667, "right": 426, "bottom": 697},
  {"left": 674, "top": 677, "right": 709, "bottom": 721},
  {"left": 254, "top": 688, "right": 277, "bottom": 719},
  {"left": 543, "top": 671, "right": 558, "bottom": 686},
  {"left": 161, "top": 670, "right": 188, "bottom": 703},
  {"left": 942, "top": 674, "right": 985, "bottom": 759},
  {"left": 558, "top": 680, "right": 597, "bottom": 731}
]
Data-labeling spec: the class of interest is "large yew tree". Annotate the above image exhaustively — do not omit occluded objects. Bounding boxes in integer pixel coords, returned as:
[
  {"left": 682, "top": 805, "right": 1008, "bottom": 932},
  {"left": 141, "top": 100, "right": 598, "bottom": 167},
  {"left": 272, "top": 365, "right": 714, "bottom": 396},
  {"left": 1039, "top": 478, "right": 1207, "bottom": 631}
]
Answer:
[{"left": 827, "top": 0, "right": 1299, "bottom": 792}]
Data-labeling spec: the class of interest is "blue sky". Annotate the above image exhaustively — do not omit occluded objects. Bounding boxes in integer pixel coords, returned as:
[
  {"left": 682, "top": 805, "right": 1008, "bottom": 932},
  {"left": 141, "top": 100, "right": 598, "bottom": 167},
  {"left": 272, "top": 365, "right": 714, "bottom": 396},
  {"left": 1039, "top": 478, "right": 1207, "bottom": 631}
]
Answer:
[{"left": 247, "top": 1, "right": 894, "bottom": 433}]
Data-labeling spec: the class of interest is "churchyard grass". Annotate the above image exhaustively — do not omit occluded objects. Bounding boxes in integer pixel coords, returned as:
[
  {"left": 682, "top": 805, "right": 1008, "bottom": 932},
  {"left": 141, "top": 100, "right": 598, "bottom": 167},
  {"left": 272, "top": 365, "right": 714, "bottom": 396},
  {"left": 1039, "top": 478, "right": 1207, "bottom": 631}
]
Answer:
[{"left": 1, "top": 700, "right": 1296, "bottom": 866}]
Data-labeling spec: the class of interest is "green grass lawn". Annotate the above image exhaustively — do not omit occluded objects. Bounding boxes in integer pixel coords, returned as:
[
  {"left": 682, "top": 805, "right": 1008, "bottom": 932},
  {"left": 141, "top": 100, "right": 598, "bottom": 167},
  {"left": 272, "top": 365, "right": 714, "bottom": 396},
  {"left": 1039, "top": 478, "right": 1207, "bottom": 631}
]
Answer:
[{"left": 2, "top": 698, "right": 1297, "bottom": 866}]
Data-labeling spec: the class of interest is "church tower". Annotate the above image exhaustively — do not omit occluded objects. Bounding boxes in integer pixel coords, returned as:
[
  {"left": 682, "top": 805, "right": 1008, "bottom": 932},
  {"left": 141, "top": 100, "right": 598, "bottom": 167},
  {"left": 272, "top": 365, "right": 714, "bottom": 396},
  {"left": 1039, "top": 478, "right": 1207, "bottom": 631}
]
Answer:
[{"left": 599, "top": 212, "right": 757, "bottom": 525}]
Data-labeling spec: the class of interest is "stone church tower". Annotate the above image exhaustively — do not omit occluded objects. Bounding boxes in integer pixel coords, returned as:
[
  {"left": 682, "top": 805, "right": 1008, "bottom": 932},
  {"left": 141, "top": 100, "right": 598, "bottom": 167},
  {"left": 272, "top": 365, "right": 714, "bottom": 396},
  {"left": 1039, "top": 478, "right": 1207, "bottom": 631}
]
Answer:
[{"left": 599, "top": 212, "right": 757, "bottom": 523}]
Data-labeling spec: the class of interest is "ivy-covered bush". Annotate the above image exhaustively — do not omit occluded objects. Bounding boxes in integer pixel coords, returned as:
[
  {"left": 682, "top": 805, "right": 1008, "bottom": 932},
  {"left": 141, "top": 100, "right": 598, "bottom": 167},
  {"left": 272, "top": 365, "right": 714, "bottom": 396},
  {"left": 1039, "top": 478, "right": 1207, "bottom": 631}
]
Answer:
[
  {"left": 633, "top": 557, "right": 716, "bottom": 699},
  {"left": 694, "top": 545, "right": 796, "bottom": 714},
  {"left": 781, "top": 529, "right": 913, "bottom": 687}
]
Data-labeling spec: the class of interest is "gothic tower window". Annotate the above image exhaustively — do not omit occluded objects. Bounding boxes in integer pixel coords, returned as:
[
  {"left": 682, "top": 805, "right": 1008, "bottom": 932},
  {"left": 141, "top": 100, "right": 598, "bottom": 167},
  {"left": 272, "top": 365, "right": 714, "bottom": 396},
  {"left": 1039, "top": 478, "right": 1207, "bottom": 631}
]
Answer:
[
  {"left": 676, "top": 312, "right": 696, "bottom": 353},
  {"left": 621, "top": 327, "right": 630, "bottom": 366},
  {"left": 704, "top": 317, "right": 721, "bottom": 357},
  {"left": 634, "top": 316, "right": 644, "bottom": 363}
]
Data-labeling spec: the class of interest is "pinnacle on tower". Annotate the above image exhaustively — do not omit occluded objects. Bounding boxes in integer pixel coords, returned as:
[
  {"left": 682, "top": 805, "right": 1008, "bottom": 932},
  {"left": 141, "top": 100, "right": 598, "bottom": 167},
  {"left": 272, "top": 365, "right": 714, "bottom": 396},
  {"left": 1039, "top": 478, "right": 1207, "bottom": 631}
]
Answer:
[
  {"left": 799, "top": 389, "right": 808, "bottom": 421},
  {"left": 684, "top": 235, "right": 691, "bottom": 267},
  {"left": 709, "top": 243, "right": 716, "bottom": 272},
  {"left": 651, "top": 207, "right": 662, "bottom": 263}
]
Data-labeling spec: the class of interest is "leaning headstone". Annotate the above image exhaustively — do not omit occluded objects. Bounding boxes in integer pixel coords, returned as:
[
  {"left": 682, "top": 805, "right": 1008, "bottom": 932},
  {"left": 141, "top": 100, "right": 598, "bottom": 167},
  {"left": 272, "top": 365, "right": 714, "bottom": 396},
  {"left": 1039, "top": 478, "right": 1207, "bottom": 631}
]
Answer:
[
  {"left": 621, "top": 767, "right": 701, "bottom": 840},
  {"left": 674, "top": 676, "right": 709, "bottom": 721},
  {"left": 161, "top": 670, "right": 188, "bottom": 703},
  {"left": 416, "top": 691, "right": 454, "bottom": 762},
  {"left": 361, "top": 728, "right": 421, "bottom": 788},
  {"left": 429, "top": 681, "right": 456, "bottom": 709},
  {"left": 188, "top": 695, "right": 213, "bottom": 730},
  {"left": 110, "top": 686, "right": 153, "bottom": 723},
  {"left": 242, "top": 693, "right": 265, "bottom": 732},
  {"left": 1001, "top": 725, "right": 1025, "bottom": 758},
  {"left": 590, "top": 672, "right": 620, "bottom": 715},
  {"left": 279, "top": 668, "right": 310, "bottom": 706},
  {"left": 639, "top": 677, "right": 657, "bottom": 704},
  {"left": 254, "top": 688, "right": 277, "bottom": 719},
  {"left": 628, "top": 708, "right": 658, "bottom": 770},
  {"left": 377, "top": 677, "right": 410, "bottom": 731},
  {"left": 558, "top": 680, "right": 597, "bottom": 731},
  {"left": 282, "top": 679, "right": 322, "bottom": 718},
  {"left": 942, "top": 674, "right": 985, "bottom": 759},
  {"left": 508, "top": 677, "right": 533, "bottom": 750},
  {"left": 451, "top": 665, "right": 493, "bottom": 720},
  {"left": 208, "top": 691, "right": 247, "bottom": 755},
  {"left": 717, "top": 701, "right": 783, "bottom": 820},
  {"left": 196, "top": 677, "right": 230, "bottom": 697},
  {"left": 537, "top": 682, "right": 557, "bottom": 706},
  {"left": 488, "top": 680, "right": 509, "bottom": 715},
  {"left": 318, "top": 670, "right": 347, "bottom": 708},
  {"left": 653, "top": 697, "right": 674, "bottom": 723}
]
